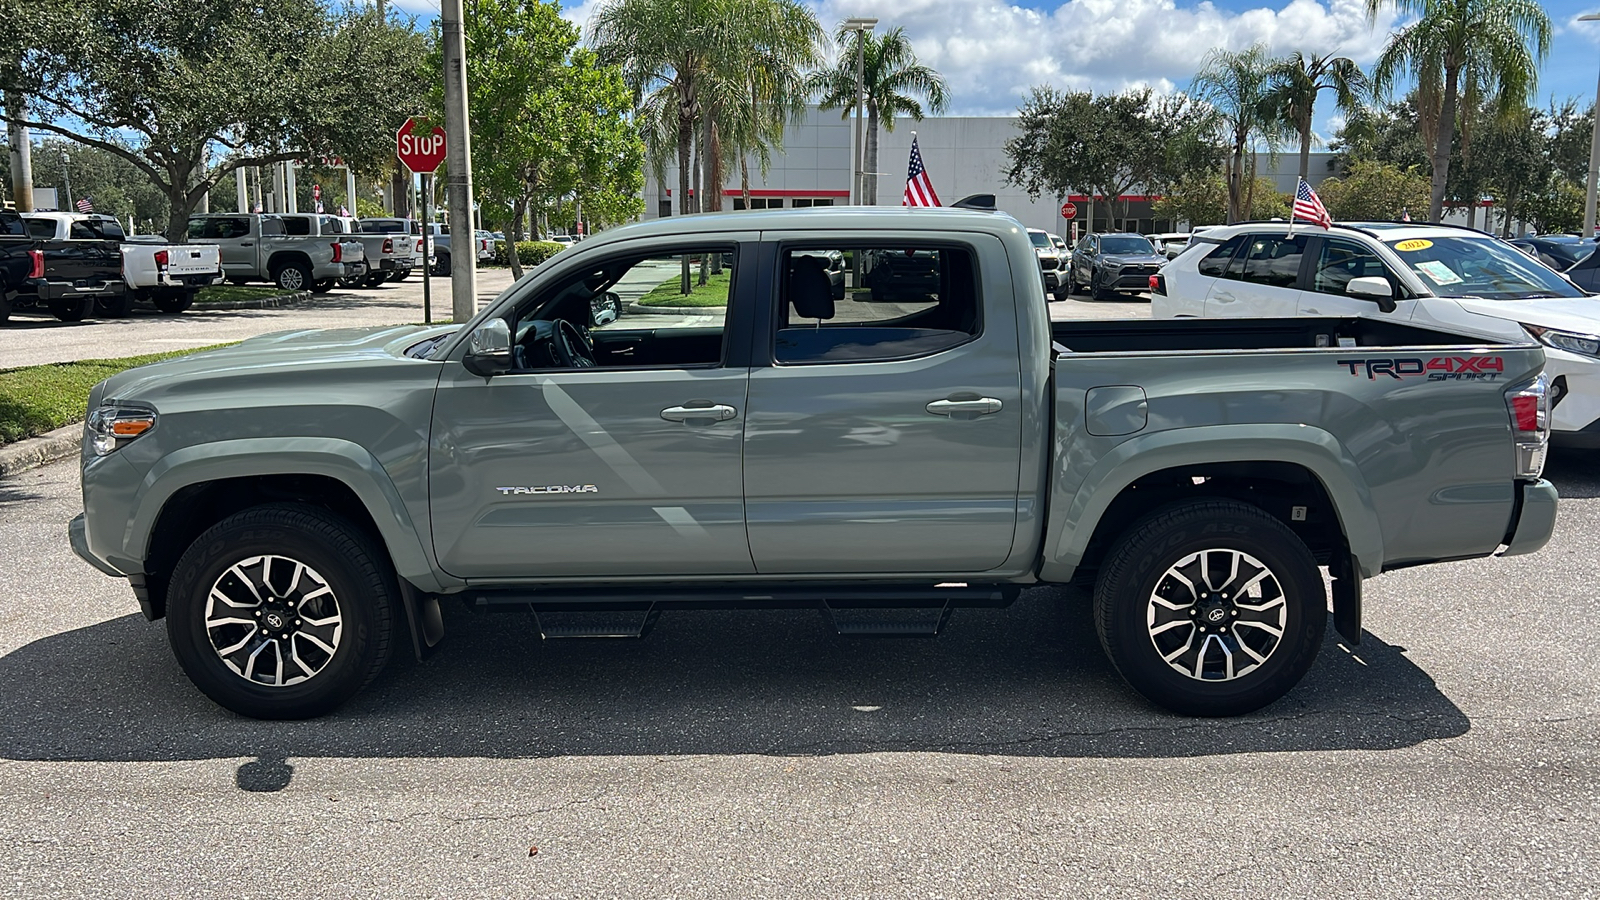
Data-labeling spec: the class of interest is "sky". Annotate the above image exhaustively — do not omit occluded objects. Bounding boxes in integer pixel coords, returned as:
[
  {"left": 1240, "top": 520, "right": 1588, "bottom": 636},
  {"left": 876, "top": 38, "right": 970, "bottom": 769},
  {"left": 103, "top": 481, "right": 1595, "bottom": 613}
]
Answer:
[{"left": 401, "top": 0, "right": 1600, "bottom": 144}]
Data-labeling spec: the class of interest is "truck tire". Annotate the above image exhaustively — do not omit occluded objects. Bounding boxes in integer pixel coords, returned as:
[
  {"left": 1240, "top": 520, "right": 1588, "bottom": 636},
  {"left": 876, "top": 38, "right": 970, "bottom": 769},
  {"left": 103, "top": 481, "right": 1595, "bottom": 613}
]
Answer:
[
  {"left": 48, "top": 298, "right": 90, "bottom": 322},
  {"left": 361, "top": 272, "right": 388, "bottom": 288},
  {"left": 1092, "top": 499, "right": 1325, "bottom": 717},
  {"left": 272, "top": 261, "right": 312, "bottom": 292},
  {"left": 153, "top": 291, "right": 194, "bottom": 315},
  {"left": 310, "top": 279, "right": 336, "bottom": 294},
  {"left": 95, "top": 291, "right": 132, "bottom": 318},
  {"left": 390, "top": 270, "right": 411, "bottom": 282},
  {"left": 0, "top": 288, "right": 12, "bottom": 324},
  {"left": 165, "top": 504, "right": 397, "bottom": 720},
  {"left": 432, "top": 253, "right": 451, "bottom": 276}
]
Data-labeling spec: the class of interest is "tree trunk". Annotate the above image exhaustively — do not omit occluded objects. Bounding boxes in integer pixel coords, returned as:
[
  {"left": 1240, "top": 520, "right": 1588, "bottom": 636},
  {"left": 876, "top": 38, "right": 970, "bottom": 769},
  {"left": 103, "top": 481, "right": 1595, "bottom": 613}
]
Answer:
[
  {"left": 1298, "top": 118, "right": 1313, "bottom": 184},
  {"left": 508, "top": 195, "right": 527, "bottom": 280},
  {"left": 1464, "top": 202, "right": 1475, "bottom": 231},
  {"left": 866, "top": 104, "right": 880, "bottom": 206},
  {"left": 1244, "top": 152, "right": 1258, "bottom": 220},
  {"left": 1428, "top": 65, "right": 1460, "bottom": 223},
  {"left": 740, "top": 157, "right": 750, "bottom": 209},
  {"left": 1226, "top": 136, "right": 1245, "bottom": 224},
  {"left": 703, "top": 106, "right": 722, "bottom": 276}
]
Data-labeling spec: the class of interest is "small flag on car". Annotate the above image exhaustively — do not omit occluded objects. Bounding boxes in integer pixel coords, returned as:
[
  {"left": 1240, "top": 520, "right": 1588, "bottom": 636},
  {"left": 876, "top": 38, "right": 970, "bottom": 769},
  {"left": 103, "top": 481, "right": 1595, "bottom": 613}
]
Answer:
[
  {"left": 75, "top": 197, "right": 94, "bottom": 213},
  {"left": 902, "top": 133, "right": 940, "bottom": 208},
  {"left": 1290, "top": 178, "right": 1331, "bottom": 229}
]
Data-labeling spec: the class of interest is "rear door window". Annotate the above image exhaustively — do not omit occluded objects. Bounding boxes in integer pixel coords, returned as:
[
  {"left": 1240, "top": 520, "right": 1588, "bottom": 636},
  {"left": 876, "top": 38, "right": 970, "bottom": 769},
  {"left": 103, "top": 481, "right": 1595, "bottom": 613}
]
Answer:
[
  {"left": 1196, "top": 235, "right": 1245, "bottom": 278},
  {"left": 1229, "top": 235, "right": 1307, "bottom": 288}
]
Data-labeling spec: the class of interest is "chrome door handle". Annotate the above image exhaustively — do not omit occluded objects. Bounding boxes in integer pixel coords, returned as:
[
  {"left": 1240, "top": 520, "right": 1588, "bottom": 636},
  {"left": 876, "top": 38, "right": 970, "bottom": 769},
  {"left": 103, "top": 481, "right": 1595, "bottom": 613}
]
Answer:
[
  {"left": 926, "top": 397, "right": 1003, "bottom": 417},
  {"left": 661, "top": 403, "right": 737, "bottom": 422}
]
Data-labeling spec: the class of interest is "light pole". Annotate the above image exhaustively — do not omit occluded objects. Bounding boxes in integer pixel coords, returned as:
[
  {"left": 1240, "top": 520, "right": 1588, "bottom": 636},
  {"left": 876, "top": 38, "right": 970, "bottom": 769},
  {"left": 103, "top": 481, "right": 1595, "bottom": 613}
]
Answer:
[
  {"left": 1584, "top": 13, "right": 1600, "bottom": 238},
  {"left": 842, "top": 17, "right": 876, "bottom": 207}
]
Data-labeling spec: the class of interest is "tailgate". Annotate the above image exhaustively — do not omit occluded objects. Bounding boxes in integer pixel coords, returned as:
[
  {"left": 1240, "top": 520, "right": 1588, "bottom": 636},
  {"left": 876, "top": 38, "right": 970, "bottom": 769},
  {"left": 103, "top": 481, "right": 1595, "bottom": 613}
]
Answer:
[
  {"left": 167, "top": 244, "right": 220, "bottom": 275},
  {"left": 43, "top": 239, "right": 122, "bottom": 283},
  {"left": 1041, "top": 329, "right": 1545, "bottom": 579}
]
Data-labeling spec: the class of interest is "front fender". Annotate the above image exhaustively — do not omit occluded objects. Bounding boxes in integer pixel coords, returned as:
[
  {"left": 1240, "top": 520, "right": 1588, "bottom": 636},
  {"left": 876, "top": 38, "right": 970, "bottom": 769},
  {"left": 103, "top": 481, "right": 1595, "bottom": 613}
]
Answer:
[
  {"left": 1039, "top": 424, "right": 1383, "bottom": 583},
  {"left": 126, "top": 437, "right": 454, "bottom": 593}
]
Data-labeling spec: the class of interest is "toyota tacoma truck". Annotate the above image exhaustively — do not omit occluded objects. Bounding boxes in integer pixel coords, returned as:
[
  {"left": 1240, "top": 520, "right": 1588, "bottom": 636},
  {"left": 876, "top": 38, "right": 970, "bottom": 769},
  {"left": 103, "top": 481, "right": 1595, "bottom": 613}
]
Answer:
[
  {"left": 70, "top": 208, "right": 1558, "bottom": 720},
  {"left": 23, "top": 212, "right": 224, "bottom": 315},
  {"left": 186, "top": 213, "right": 366, "bottom": 293}
]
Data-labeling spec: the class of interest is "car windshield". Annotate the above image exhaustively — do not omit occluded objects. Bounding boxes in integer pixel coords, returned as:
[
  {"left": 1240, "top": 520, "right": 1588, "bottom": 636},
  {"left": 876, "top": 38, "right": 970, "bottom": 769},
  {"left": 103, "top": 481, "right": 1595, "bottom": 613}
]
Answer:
[
  {"left": 1386, "top": 235, "right": 1585, "bottom": 300},
  {"left": 1100, "top": 236, "right": 1155, "bottom": 255},
  {"left": 1546, "top": 242, "right": 1596, "bottom": 266},
  {"left": 1029, "top": 232, "right": 1051, "bottom": 248}
]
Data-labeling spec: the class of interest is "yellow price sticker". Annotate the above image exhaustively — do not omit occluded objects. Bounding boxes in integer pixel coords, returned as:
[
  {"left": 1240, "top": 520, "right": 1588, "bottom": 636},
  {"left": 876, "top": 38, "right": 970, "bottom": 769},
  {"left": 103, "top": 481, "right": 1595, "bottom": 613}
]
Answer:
[{"left": 1394, "top": 239, "right": 1433, "bottom": 252}]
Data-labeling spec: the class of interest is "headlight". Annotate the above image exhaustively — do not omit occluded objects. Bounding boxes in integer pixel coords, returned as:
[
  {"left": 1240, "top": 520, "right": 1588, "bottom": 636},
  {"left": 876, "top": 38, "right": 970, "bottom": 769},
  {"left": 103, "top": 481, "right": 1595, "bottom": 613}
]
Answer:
[
  {"left": 1525, "top": 325, "right": 1600, "bottom": 358},
  {"left": 87, "top": 405, "right": 156, "bottom": 456}
]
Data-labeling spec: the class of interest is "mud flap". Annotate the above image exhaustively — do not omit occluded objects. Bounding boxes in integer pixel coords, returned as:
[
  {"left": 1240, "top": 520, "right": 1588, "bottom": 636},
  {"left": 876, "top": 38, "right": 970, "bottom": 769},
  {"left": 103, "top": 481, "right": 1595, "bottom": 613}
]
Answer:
[
  {"left": 398, "top": 579, "right": 445, "bottom": 660},
  {"left": 1330, "top": 552, "right": 1362, "bottom": 645}
]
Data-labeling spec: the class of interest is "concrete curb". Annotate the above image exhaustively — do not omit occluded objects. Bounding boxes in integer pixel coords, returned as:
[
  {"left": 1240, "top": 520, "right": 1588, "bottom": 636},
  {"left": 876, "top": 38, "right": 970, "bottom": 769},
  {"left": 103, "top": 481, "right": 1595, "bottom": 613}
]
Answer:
[
  {"left": 191, "top": 290, "right": 311, "bottom": 311},
  {"left": 623, "top": 302, "right": 726, "bottom": 316},
  {"left": 0, "top": 424, "right": 81, "bottom": 478}
]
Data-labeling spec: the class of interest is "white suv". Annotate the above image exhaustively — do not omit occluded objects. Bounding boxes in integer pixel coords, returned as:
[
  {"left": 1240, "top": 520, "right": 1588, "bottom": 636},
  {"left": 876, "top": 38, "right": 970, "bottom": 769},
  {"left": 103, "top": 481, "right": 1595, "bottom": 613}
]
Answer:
[
  {"left": 1027, "top": 228, "right": 1067, "bottom": 301},
  {"left": 1153, "top": 221, "right": 1600, "bottom": 445}
]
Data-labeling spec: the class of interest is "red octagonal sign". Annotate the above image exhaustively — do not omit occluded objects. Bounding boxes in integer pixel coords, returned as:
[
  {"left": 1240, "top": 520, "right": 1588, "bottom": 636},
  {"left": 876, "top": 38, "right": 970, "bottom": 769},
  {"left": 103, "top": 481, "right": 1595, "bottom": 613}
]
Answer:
[{"left": 396, "top": 117, "right": 447, "bottom": 173}]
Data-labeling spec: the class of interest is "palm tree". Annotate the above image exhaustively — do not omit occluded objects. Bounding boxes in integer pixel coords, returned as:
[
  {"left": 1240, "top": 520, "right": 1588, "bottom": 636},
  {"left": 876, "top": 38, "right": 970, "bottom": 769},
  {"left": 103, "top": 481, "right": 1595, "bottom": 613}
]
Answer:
[
  {"left": 1366, "top": 0, "right": 1551, "bottom": 222},
  {"left": 808, "top": 26, "right": 949, "bottom": 205},
  {"left": 1266, "top": 50, "right": 1368, "bottom": 185},
  {"left": 1191, "top": 44, "right": 1279, "bottom": 223}
]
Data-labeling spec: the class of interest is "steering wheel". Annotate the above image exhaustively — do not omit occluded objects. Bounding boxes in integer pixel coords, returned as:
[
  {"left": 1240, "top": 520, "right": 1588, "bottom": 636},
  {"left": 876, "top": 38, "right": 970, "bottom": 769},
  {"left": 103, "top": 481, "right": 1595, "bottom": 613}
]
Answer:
[{"left": 552, "top": 319, "right": 597, "bottom": 368}]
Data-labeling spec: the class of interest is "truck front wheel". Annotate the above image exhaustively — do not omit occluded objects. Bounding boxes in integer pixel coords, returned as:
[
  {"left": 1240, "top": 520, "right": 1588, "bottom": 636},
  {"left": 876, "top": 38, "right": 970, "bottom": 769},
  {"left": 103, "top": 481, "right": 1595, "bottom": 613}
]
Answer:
[
  {"left": 1093, "top": 499, "right": 1325, "bottom": 717},
  {"left": 165, "top": 504, "right": 396, "bottom": 719}
]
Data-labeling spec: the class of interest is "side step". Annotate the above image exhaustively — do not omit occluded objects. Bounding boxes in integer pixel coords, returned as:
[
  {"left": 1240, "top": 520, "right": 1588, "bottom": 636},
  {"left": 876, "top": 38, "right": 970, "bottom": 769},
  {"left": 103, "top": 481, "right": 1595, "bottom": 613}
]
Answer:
[
  {"left": 530, "top": 603, "right": 659, "bottom": 639},
  {"left": 824, "top": 602, "right": 953, "bottom": 638}
]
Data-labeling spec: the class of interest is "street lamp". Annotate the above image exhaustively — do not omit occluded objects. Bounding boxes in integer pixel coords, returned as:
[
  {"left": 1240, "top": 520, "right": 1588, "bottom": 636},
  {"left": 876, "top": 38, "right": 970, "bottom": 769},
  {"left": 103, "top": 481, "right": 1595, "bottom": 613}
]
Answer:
[
  {"left": 1582, "top": 13, "right": 1600, "bottom": 238},
  {"left": 841, "top": 17, "right": 877, "bottom": 207}
]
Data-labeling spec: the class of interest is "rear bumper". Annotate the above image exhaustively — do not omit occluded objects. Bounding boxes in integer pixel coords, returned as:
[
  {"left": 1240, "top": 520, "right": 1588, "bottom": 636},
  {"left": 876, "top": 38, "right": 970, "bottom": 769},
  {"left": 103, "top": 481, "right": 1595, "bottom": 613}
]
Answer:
[
  {"left": 26, "top": 278, "right": 124, "bottom": 300},
  {"left": 1500, "top": 479, "right": 1558, "bottom": 557}
]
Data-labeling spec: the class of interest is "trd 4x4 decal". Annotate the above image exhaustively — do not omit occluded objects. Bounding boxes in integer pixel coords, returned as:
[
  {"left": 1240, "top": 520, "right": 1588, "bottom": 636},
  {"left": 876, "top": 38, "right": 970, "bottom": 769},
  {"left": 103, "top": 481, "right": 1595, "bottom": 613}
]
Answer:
[{"left": 1337, "top": 356, "right": 1504, "bottom": 381}]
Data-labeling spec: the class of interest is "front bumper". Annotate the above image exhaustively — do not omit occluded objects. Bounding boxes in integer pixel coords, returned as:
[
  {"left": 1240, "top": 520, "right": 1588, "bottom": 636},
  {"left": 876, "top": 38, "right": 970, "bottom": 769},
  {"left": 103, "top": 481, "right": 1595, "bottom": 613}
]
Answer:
[
  {"left": 1544, "top": 350, "right": 1600, "bottom": 444},
  {"left": 1500, "top": 479, "right": 1558, "bottom": 557},
  {"left": 70, "top": 513, "right": 126, "bottom": 577},
  {"left": 1108, "top": 268, "right": 1159, "bottom": 290}
]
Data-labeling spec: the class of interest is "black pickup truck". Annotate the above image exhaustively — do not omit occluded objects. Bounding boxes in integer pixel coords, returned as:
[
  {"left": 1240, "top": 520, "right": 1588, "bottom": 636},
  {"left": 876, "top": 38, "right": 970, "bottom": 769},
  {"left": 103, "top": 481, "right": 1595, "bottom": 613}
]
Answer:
[{"left": 0, "top": 208, "right": 125, "bottom": 323}]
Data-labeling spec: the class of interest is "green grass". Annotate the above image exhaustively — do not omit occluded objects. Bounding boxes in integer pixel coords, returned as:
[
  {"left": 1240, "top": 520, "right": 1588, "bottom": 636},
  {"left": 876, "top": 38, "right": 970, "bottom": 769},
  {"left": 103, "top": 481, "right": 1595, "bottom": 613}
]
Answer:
[
  {"left": 0, "top": 345, "right": 234, "bottom": 445},
  {"left": 638, "top": 270, "right": 732, "bottom": 307},
  {"left": 194, "top": 284, "right": 294, "bottom": 304}
]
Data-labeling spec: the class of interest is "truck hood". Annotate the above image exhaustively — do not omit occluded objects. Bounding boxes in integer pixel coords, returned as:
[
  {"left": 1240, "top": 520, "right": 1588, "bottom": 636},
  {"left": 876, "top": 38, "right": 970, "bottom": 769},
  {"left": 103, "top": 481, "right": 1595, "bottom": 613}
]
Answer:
[
  {"left": 100, "top": 324, "right": 456, "bottom": 402},
  {"left": 1450, "top": 296, "right": 1600, "bottom": 337}
]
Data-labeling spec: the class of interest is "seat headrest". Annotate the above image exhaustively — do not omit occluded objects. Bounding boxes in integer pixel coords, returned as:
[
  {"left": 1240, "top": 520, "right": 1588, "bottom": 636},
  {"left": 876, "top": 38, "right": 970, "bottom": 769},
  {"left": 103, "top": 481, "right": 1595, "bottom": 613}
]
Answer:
[{"left": 788, "top": 255, "right": 834, "bottom": 320}]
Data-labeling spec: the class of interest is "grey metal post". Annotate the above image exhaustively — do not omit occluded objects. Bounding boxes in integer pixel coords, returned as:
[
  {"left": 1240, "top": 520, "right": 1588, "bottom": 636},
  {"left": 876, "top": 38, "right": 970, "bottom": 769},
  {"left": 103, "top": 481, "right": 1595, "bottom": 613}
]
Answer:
[{"left": 441, "top": 0, "right": 478, "bottom": 322}]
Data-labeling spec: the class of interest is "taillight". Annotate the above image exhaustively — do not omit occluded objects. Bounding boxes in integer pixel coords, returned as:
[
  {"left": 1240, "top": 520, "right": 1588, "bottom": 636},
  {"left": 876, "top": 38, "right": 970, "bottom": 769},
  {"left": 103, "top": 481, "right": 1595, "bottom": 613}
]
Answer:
[
  {"left": 416, "top": 239, "right": 424, "bottom": 252},
  {"left": 1149, "top": 273, "right": 1166, "bottom": 295},
  {"left": 27, "top": 249, "right": 44, "bottom": 279},
  {"left": 383, "top": 237, "right": 393, "bottom": 254},
  {"left": 1505, "top": 374, "right": 1549, "bottom": 479},
  {"left": 153, "top": 249, "right": 169, "bottom": 269},
  {"left": 331, "top": 242, "right": 342, "bottom": 263}
]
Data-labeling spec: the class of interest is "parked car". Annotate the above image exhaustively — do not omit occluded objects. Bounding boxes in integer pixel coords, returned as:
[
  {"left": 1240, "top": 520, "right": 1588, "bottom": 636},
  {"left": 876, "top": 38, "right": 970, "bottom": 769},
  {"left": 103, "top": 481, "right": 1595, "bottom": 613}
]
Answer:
[
  {"left": 1148, "top": 232, "right": 1192, "bottom": 260},
  {"left": 354, "top": 217, "right": 422, "bottom": 282},
  {"left": 1151, "top": 220, "right": 1600, "bottom": 445},
  {"left": 1067, "top": 232, "right": 1167, "bottom": 298},
  {"left": 1507, "top": 235, "right": 1595, "bottom": 273},
  {"left": 415, "top": 222, "right": 488, "bottom": 275},
  {"left": 474, "top": 230, "right": 495, "bottom": 262},
  {"left": 1049, "top": 233, "right": 1070, "bottom": 254},
  {"left": 1563, "top": 245, "right": 1600, "bottom": 293},
  {"left": 1, "top": 207, "right": 124, "bottom": 322},
  {"left": 1028, "top": 227, "right": 1067, "bottom": 301},
  {"left": 186, "top": 214, "right": 366, "bottom": 293},
  {"left": 72, "top": 208, "right": 1556, "bottom": 720},
  {"left": 23, "top": 212, "right": 222, "bottom": 315},
  {"left": 326, "top": 216, "right": 413, "bottom": 288}
]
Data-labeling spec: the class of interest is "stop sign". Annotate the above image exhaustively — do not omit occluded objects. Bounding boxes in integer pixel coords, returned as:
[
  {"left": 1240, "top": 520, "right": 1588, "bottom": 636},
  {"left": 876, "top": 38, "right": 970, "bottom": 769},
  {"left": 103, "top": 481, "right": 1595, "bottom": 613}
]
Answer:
[
  {"left": 1060, "top": 201, "right": 1078, "bottom": 220},
  {"left": 396, "top": 117, "right": 447, "bottom": 173}
]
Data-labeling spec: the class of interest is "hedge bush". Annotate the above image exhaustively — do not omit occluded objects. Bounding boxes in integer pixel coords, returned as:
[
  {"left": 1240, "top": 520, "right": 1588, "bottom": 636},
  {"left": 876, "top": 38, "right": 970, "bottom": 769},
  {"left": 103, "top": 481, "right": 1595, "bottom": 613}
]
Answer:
[{"left": 490, "top": 240, "right": 566, "bottom": 268}]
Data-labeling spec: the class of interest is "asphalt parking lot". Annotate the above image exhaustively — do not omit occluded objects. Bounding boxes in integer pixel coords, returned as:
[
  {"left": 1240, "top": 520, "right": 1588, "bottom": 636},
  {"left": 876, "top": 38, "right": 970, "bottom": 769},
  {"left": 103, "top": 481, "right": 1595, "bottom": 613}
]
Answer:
[{"left": 1, "top": 445, "right": 1595, "bottom": 897}]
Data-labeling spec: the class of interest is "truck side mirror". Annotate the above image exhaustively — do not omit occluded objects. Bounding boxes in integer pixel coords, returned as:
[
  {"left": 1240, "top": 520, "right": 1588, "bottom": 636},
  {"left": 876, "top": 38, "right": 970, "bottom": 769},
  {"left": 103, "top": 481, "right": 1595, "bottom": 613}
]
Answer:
[
  {"left": 463, "top": 318, "right": 513, "bottom": 377},
  {"left": 1347, "top": 276, "right": 1398, "bottom": 314}
]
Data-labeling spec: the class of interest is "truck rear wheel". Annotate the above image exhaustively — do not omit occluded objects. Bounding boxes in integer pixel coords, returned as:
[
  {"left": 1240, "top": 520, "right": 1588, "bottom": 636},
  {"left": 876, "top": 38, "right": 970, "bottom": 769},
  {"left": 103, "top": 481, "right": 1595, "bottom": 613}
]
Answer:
[
  {"left": 95, "top": 291, "right": 132, "bottom": 317},
  {"left": 272, "top": 261, "right": 312, "bottom": 292},
  {"left": 165, "top": 504, "right": 396, "bottom": 719},
  {"left": 1093, "top": 499, "right": 1325, "bottom": 717},
  {"left": 153, "top": 291, "right": 194, "bottom": 315},
  {"left": 48, "top": 298, "right": 90, "bottom": 322},
  {"left": 432, "top": 253, "right": 451, "bottom": 276}
]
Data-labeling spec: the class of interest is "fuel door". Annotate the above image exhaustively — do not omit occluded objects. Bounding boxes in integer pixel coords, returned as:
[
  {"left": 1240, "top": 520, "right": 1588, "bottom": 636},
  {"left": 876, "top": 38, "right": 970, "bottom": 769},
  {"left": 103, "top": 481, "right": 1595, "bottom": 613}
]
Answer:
[{"left": 1085, "top": 385, "right": 1148, "bottom": 436}]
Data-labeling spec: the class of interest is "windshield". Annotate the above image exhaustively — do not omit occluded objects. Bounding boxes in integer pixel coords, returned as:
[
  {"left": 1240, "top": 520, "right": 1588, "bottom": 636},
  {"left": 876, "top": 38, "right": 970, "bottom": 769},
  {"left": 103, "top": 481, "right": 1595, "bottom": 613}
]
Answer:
[
  {"left": 1028, "top": 232, "right": 1051, "bottom": 248},
  {"left": 1100, "top": 236, "right": 1156, "bottom": 255},
  {"left": 1386, "top": 235, "right": 1585, "bottom": 300}
]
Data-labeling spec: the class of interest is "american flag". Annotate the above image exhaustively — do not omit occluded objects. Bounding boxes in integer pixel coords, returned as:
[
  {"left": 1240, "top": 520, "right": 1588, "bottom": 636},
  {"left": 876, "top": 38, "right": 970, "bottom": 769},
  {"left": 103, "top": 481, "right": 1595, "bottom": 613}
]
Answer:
[
  {"left": 1291, "top": 178, "right": 1330, "bottom": 228},
  {"left": 75, "top": 197, "right": 94, "bottom": 213},
  {"left": 902, "top": 134, "right": 940, "bottom": 207}
]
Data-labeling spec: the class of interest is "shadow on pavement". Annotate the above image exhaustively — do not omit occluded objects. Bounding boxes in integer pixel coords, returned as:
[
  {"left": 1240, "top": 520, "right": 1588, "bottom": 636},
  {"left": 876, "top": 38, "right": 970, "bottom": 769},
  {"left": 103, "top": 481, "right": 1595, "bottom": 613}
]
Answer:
[
  {"left": 1543, "top": 450, "right": 1600, "bottom": 500},
  {"left": 0, "top": 587, "right": 1467, "bottom": 765}
]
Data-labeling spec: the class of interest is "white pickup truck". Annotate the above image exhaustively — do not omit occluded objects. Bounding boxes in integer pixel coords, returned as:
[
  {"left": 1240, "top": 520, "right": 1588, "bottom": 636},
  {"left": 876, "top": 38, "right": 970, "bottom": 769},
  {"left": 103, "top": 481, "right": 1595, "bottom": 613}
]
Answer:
[
  {"left": 22, "top": 212, "right": 223, "bottom": 315},
  {"left": 329, "top": 216, "right": 418, "bottom": 287}
]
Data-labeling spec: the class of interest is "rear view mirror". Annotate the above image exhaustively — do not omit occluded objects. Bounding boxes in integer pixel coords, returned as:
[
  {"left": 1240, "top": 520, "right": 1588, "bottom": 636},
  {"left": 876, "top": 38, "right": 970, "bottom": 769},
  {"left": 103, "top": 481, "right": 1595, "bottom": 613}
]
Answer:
[
  {"left": 1347, "top": 276, "right": 1398, "bottom": 313},
  {"left": 463, "top": 318, "right": 513, "bottom": 377}
]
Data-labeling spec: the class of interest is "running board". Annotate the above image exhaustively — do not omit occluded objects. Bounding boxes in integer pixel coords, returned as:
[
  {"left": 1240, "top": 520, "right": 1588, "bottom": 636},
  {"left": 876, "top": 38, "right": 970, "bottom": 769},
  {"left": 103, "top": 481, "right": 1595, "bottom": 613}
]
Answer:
[{"left": 824, "top": 602, "right": 953, "bottom": 637}]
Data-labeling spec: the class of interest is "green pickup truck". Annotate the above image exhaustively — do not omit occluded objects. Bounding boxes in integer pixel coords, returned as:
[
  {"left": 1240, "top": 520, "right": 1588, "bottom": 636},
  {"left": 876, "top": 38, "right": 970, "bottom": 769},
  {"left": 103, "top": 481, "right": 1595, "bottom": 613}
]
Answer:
[{"left": 70, "top": 208, "right": 1558, "bottom": 720}]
